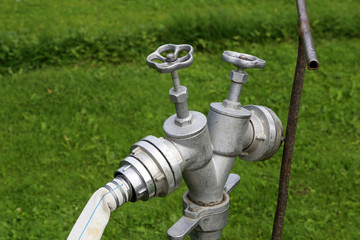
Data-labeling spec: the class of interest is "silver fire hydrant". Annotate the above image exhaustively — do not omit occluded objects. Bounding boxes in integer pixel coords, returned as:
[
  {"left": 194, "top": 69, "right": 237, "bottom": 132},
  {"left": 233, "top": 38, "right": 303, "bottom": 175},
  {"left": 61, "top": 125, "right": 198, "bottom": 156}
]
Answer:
[{"left": 68, "top": 44, "right": 283, "bottom": 240}]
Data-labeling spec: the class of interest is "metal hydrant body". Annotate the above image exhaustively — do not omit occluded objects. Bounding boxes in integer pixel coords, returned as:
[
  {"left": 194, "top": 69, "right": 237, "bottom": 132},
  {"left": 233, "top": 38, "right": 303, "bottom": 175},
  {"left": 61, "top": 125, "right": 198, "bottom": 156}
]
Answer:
[
  {"left": 114, "top": 45, "right": 283, "bottom": 239},
  {"left": 68, "top": 44, "right": 284, "bottom": 240}
]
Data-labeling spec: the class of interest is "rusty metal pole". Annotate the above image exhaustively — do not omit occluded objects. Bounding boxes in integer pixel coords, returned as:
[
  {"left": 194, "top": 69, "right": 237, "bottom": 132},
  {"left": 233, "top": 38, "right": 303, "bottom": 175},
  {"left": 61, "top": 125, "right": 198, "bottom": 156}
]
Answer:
[{"left": 272, "top": 1, "right": 318, "bottom": 239}]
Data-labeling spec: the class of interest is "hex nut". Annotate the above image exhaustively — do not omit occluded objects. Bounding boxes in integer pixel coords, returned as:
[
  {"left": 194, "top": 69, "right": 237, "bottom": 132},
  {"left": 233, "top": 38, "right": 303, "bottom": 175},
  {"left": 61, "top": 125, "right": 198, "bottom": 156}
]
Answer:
[
  {"left": 229, "top": 70, "right": 249, "bottom": 83},
  {"left": 222, "top": 99, "right": 242, "bottom": 110},
  {"left": 188, "top": 204, "right": 200, "bottom": 212},
  {"left": 169, "top": 86, "right": 188, "bottom": 103},
  {"left": 175, "top": 113, "right": 192, "bottom": 127}
]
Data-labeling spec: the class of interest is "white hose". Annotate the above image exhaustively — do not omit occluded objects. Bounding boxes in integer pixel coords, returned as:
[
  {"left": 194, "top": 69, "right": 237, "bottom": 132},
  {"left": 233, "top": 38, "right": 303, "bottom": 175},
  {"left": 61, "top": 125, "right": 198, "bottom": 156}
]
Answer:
[{"left": 68, "top": 178, "right": 131, "bottom": 240}]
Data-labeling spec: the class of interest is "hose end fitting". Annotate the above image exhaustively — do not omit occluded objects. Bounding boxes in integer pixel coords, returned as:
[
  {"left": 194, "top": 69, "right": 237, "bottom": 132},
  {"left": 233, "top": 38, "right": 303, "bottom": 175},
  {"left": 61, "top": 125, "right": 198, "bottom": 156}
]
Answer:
[{"left": 104, "top": 177, "right": 132, "bottom": 208}]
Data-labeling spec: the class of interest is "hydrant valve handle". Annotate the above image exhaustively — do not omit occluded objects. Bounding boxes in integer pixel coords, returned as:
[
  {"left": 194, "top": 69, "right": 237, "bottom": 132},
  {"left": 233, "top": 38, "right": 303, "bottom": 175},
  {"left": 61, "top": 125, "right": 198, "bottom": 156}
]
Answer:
[
  {"left": 146, "top": 44, "right": 194, "bottom": 73},
  {"left": 222, "top": 51, "right": 266, "bottom": 69}
]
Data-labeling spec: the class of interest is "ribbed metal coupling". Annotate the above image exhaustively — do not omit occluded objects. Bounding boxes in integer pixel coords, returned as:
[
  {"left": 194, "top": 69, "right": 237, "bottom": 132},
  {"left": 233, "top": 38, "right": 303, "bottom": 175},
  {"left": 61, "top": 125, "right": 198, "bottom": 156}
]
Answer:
[
  {"left": 103, "top": 177, "right": 132, "bottom": 208},
  {"left": 114, "top": 136, "right": 183, "bottom": 202}
]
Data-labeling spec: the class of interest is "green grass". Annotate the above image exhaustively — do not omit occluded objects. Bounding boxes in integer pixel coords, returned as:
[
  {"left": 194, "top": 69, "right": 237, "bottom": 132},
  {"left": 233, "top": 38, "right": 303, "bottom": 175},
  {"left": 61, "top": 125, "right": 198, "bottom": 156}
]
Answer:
[
  {"left": 1, "top": 0, "right": 359, "bottom": 74},
  {"left": 0, "top": 0, "right": 359, "bottom": 239}
]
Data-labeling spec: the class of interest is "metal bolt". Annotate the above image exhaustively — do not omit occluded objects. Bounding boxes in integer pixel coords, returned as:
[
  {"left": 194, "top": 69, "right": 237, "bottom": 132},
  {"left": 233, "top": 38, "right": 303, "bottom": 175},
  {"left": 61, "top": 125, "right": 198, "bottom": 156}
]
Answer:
[
  {"left": 122, "top": 165, "right": 131, "bottom": 172},
  {"left": 155, "top": 174, "right": 165, "bottom": 181},
  {"left": 229, "top": 70, "right": 249, "bottom": 84},
  {"left": 188, "top": 204, "right": 200, "bottom": 212},
  {"left": 138, "top": 188, "right": 146, "bottom": 195},
  {"left": 166, "top": 53, "right": 177, "bottom": 62}
]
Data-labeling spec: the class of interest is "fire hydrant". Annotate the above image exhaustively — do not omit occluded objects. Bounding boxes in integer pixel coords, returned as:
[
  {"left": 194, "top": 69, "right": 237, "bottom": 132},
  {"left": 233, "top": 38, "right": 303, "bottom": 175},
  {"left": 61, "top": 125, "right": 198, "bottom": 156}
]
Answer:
[{"left": 68, "top": 43, "right": 283, "bottom": 240}]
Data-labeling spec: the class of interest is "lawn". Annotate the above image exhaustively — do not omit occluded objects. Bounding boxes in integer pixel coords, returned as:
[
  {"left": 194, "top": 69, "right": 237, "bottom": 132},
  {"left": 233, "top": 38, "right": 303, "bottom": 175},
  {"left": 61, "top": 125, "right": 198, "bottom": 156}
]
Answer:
[{"left": 0, "top": 0, "right": 359, "bottom": 239}]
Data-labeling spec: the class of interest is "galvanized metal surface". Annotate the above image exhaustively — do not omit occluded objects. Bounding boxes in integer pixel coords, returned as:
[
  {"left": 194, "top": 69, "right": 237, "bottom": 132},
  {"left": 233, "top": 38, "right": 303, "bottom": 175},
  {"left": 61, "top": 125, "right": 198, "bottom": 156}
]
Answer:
[
  {"left": 222, "top": 51, "right": 266, "bottom": 69},
  {"left": 146, "top": 44, "right": 194, "bottom": 74},
  {"left": 167, "top": 175, "right": 240, "bottom": 240},
  {"left": 147, "top": 44, "right": 195, "bottom": 126},
  {"left": 240, "top": 105, "right": 284, "bottom": 162},
  {"left": 222, "top": 51, "right": 266, "bottom": 111},
  {"left": 112, "top": 44, "right": 284, "bottom": 239},
  {"left": 272, "top": 0, "right": 319, "bottom": 238}
]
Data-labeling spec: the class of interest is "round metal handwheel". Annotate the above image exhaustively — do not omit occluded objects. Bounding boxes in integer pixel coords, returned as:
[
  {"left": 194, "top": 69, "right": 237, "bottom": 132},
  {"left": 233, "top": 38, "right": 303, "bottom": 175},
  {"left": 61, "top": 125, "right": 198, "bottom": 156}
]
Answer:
[
  {"left": 222, "top": 51, "right": 266, "bottom": 69},
  {"left": 146, "top": 44, "right": 194, "bottom": 73}
]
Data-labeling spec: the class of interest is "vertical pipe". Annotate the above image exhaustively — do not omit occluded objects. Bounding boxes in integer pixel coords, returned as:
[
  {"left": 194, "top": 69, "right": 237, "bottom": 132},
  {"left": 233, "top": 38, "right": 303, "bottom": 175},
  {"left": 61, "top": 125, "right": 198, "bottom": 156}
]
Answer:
[
  {"left": 297, "top": 0, "right": 319, "bottom": 70},
  {"left": 272, "top": 0, "right": 319, "bottom": 238},
  {"left": 272, "top": 36, "right": 306, "bottom": 240}
]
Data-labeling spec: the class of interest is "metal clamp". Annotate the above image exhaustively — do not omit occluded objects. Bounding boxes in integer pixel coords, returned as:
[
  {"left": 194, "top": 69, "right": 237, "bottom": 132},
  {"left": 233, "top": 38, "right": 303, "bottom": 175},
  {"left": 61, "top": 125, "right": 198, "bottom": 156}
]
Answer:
[
  {"left": 240, "top": 105, "right": 284, "bottom": 162},
  {"left": 167, "top": 174, "right": 240, "bottom": 240}
]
